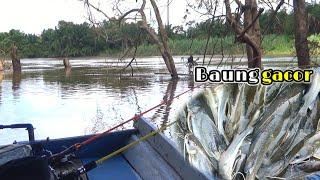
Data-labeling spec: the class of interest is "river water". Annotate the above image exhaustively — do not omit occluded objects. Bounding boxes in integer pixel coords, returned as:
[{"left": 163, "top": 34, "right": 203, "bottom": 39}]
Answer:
[{"left": 0, "top": 56, "right": 302, "bottom": 145}]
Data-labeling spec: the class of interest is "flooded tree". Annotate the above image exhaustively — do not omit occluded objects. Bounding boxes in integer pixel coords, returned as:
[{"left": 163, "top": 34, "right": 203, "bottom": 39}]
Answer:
[
  {"left": 187, "top": 0, "right": 266, "bottom": 68},
  {"left": 0, "top": 74, "right": 2, "bottom": 84},
  {"left": 63, "top": 58, "right": 71, "bottom": 69},
  {"left": 83, "top": 0, "right": 178, "bottom": 78},
  {"left": 224, "top": 0, "right": 264, "bottom": 68},
  {"left": 12, "top": 73, "right": 21, "bottom": 91},
  {"left": 63, "top": 58, "right": 72, "bottom": 77},
  {"left": 10, "top": 43, "right": 21, "bottom": 72},
  {"left": 0, "top": 60, "right": 3, "bottom": 72},
  {"left": 294, "top": 0, "right": 311, "bottom": 68}
]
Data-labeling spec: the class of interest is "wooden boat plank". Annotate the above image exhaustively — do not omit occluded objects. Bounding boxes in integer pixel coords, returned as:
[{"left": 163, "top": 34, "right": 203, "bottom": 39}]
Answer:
[
  {"left": 134, "top": 117, "right": 212, "bottom": 180},
  {"left": 124, "top": 135, "right": 182, "bottom": 180}
]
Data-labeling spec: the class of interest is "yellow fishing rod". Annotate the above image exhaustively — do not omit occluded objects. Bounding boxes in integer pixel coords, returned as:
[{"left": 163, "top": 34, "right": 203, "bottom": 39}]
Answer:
[{"left": 59, "top": 120, "right": 178, "bottom": 179}]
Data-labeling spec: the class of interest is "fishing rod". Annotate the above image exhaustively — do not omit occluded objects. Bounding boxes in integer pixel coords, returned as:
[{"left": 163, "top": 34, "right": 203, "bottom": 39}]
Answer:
[
  {"left": 50, "top": 83, "right": 206, "bottom": 163},
  {"left": 59, "top": 120, "right": 178, "bottom": 180}
]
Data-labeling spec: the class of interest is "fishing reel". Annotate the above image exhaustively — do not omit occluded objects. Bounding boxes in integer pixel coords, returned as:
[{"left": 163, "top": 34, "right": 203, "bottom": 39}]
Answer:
[
  {"left": 49, "top": 153, "right": 89, "bottom": 180},
  {"left": 56, "top": 162, "right": 96, "bottom": 180}
]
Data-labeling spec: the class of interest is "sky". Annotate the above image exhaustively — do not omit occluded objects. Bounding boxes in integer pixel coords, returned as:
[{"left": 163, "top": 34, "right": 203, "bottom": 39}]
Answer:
[
  {"left": 0, "top": 0, "right": 299, "bottom": 35},
  {"left": 0, "top": 0, "right": 189, "bottom": 34}
]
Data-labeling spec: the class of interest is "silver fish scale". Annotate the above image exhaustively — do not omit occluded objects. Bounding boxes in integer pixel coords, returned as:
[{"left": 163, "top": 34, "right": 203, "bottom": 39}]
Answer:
[{"left": 174, "top": 69, "right": 320, "bottom": 179}]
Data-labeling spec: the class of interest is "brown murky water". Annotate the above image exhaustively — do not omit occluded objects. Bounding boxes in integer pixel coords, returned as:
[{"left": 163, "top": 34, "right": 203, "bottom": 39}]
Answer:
[{"left": 0, "top": 56, "right": 302, "bottom": 144}]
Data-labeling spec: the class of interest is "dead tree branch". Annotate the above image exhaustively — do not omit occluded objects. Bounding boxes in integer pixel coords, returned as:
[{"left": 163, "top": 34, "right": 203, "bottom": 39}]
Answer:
[
  {"left": 238, "top": 8, "right": 264, "bottom": 39},
  {"left": 261, "top": 0, "right": 285, "bottom": 36},
  {"left": 84, "top": 0, "right": 178, "bottom": 78},
  {"left": 224, "top": 0, "right": 262, "bottom": 68}
]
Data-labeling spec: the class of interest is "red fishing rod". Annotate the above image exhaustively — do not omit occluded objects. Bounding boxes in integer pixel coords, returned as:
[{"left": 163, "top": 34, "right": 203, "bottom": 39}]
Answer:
[{"left": 50, "top": 83, "right": 205, "bottom": 162}]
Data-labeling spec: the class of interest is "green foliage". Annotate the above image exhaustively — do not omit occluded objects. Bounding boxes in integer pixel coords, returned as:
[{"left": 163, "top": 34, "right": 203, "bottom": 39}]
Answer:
[
  {"left": 261, "top": 35, "right": 295, "bottom": 56},
  {"left": 259, "top": 10, "right": 294, "bottom": 35},
  {"left": 186, "top": 19, "right": 230, "bottom": 39},
  {"left": 308, "top": 34, "right": 320, "bottom": 56},
  {"left": 99, "top": 35, "right": 294, "bottom": 57},
  {"left": 3, "top": 3, "right": 320, "bottom": 59},
  {"left": 0, "top": 21, "right": 147, "bottom": 58}
]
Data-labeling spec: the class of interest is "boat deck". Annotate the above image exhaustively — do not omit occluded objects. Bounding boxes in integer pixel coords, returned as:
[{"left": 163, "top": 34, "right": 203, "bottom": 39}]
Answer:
[
  {"left": 3, "top": 118, "right": 212, "bottom": 180},
  {"left": 82, "top": 156, "right": 140, "bottom": 180}
]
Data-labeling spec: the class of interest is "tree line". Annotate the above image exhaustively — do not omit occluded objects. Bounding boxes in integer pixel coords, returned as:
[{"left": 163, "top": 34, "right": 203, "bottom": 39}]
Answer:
[{"left": 0, "top": 3, "right": 319, "bottom": 59}]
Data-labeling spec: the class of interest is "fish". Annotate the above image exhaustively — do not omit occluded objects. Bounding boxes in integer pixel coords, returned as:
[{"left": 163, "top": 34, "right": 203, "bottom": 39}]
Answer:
[
  {"left": 265, "top": 117, "right": 291, "bottom": 161},
  {"left": 290, "top": 105, "right": 320, "bottom": 166},
  {"left": 213, "top": 84, "right": 234, "bottom": 144},
  {"left": 184, "top": 133, "right": 217, "bottom": 179},
  {"left": 245, "top": 95, "right": 294, "bottom": 180},
  {"left": 219, "top": 126, "right": 253, "bottom": 180},
  {"left": 202, "top": 88, "right": 219, "bottom": 124},
  {"left": 291, "top": 132, "right": 320, "bottom": 165},
  {"left": 173, "top": 106, "right": 189, "bottom": 155},
  {"left": 257, "top": 159, "right": 285, "bottom": 179},
  {"left": 263, "top": 111, "right": 315, "bottom": 177},
  {"left": 233, "top": 153, "right": 247, "bottom": 178},
  {"left": 178, "top": 75, "right": 320, "bottom": 179},
  {"left": 187, "top": 97, "right": 225, "bottom": 160},
  {"left": 246, "top": 85, "right": 265, "bottom": 127},
  {"left": 226, "top": 84, "right": 245, "bottom": 139},
  {"left": 299, "top": 68, "right": 320, "bottom": 116},
  {"left": 265, "top": 93, "right": 304, "bottom": 160},
  {"left": 177, "top": 105, "right": 189, "bottom": 132},
  {"left": 273, "top": 132, "right": 315, "bottom": 176},
  {"left": 253, "top": 83, "right": 305, "bottom": 137},
  {"left": 264, "top": 82, "right": 283, "bottom": 105}
]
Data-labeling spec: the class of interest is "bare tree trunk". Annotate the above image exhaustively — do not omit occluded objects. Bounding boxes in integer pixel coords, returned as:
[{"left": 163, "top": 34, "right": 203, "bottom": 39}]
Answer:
[
  {"left": 244, "top": 0, "right": 262, "bottom": 68},
  {"left": 63, "top": 58, "right": 72, "bottom": 77},
  {"left": 63, "top": 58, "right": 71, "bottom": 69},
  {"left": 85, "top": 0, "right": 178, "bottom": 78},
  {"left": 0, "top": 71, "right": 3, "bottom": 83},
  {"left": 10, "top": 44, "right": 21, "bottom": 72},
  {"left": 224, "top": 0, "right": 263, "bottom": 69},
  {"left": 293, "top": 0, "right": 310, "bottom": 68},
  {"left": 139, "top": 20, "right": 174, "bottom": 75},
  {"left": 0, "top": 59, "right": 3, "bottom": 71},
  {"left": 149, "top": 0, "right": 178, "bottom": 78}
]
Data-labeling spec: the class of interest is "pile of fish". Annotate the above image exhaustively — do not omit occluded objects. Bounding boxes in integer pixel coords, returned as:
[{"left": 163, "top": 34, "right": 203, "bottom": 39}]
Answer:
[{"left": 174, "top": 68, "right": 320, "bottom": 180}]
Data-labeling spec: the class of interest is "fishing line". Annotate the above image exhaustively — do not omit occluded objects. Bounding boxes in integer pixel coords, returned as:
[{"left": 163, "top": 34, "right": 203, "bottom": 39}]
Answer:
[
  {"left": 50, "top": 82, "right": 206, "bottom": 162},
  {"left": 59, "top": 120, "right": 178, "bottom": 179}
]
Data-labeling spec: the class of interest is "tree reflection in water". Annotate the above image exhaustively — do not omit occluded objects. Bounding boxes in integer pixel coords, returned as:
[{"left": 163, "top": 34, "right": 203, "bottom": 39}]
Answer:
[
  {"left": 154, "top": 80, "right": 178, "bottom": 127},
  {"left": 0, "top": 72, "right": 3, "bottom": 106},
  {"left": 84, "top": 79, "right": 181, "bottom": 134},
  {"left": 12, "top": 72, "right": 21, "bottom": 100},
  {"left": 12, "top": 72, "right": 21, "bottom": 90},
  {"left": 65, "top": 67, "right": 72, "bottom": 78}
]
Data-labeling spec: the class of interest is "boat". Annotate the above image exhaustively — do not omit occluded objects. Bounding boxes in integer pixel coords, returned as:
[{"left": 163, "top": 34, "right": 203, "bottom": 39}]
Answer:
[{"left": 0, "top": 117, "right": 212, "bottom": 180}]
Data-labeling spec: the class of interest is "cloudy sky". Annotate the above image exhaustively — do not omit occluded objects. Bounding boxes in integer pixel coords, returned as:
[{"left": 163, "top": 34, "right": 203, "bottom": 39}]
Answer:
[
  {"left": 0, "top": 0, "right": 295, "bottom": 34},
  {"left": 0, "top": 0, "right": 190, "bottom": 34}
]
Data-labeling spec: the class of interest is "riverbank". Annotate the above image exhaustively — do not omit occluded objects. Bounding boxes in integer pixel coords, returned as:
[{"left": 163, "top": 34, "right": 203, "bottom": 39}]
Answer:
[
  {"left": 2, "top": 34, "right": 319, "bottom": 59},
  {"left": 101, "top": 35, "right": 295, "bottom": 58}
]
